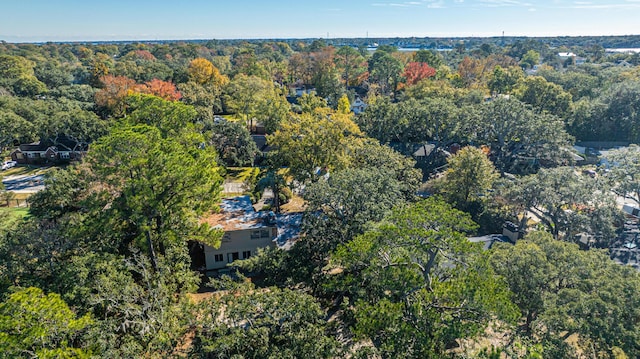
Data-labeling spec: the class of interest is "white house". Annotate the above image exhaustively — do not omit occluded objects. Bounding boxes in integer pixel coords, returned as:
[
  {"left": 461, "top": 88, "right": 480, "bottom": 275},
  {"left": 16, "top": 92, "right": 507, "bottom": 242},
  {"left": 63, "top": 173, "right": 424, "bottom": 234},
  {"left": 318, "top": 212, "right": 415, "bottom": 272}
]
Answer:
[
  {"left": 351, "top": 97, "right": 367, "bottom": 114},
  {"left": 198, "top": 196, "right": 278, "bottom": 271}
]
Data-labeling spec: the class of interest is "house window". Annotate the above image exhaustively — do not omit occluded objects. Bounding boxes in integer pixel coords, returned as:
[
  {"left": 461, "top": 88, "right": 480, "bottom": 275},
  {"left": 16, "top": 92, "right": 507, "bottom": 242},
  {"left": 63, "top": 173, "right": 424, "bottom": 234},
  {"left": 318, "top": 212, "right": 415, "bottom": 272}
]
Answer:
[
  {"left": 214, "top": 254, "right": 224, "bottom": 262},
  {"left": 60, "top": 152, "right": 70, "bottom": 159},
  {"left": 228, "top": 252, "right": 239, "bottom": 263},
  {"left": 242, "top": 251, "right": 251, "bottom": 259},
  {"left": 250, "top": 230, "right": 261, "bottom": 239},
  {"left": 261, "top": 229, "right": 270, "bottom": 238}
]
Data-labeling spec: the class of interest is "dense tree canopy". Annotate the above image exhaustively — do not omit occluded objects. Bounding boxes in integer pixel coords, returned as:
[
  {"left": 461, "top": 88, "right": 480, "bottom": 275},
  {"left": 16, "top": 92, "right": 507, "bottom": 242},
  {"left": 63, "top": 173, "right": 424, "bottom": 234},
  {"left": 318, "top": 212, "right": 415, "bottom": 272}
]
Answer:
[
  {"left": 500, "top": 167, "right": 620, "bottom": 245},
  {"left": 206, "top": 117, "right": 258, "bottom": 167},
  {"left": 492, "top": 231, "right": 640, "bottom": 358},
  {"left": 2, "top": 36, "right": 640, "bottom": 358},
  {"left": 474, "top": 97, "right": 572, "bottom": 174},
  {"left": 193, "top": 276, "right": 340, "bottom": 358},
  {"left": 329, "top": 198, "right": 518, "bottom": 358},
  {"left": 0, "top": 287, "right": 92, "bottom": 358},
  {"left": 602, "top": 144, "right": 640, "bottom": 205},
  {"left": 268, "top": 109, "right": 362, "bottom": 183}
]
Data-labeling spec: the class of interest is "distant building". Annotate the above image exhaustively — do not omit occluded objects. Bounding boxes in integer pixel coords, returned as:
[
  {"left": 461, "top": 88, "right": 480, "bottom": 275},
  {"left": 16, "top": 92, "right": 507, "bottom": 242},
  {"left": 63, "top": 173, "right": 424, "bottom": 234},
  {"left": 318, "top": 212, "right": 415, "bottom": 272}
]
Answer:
[
  {"left": 293, "top": 87, "right": 316, "bottom": 97},
  {"left": 557, "top": 52, "right": 585, "bottom": 66},
  {"left": 350, "top": 97, "right": 367, "bottom": 114},
  {"left": 558, "top": 52, "right": 576, "bottom": 59},
  {"left": 10, "top": 136, "right": 88, "bottom": 165},
  {"left": 468, "top": 222, "right": 520, "bottom": 250}
]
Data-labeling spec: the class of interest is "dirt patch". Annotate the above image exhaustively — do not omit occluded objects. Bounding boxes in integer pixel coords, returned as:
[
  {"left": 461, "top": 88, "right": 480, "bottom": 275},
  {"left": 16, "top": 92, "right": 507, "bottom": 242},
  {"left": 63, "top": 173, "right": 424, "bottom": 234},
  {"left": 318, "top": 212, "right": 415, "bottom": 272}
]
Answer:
[{"left": 281, "top": 195, "right": 306, "bottom": 213}]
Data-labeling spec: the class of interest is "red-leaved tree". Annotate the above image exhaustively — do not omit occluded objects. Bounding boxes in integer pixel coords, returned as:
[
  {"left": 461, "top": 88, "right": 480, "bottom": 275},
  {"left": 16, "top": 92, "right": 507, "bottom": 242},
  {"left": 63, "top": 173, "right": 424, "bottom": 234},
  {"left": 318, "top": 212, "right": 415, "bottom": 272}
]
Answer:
[{"left": 404, "top": 62, "right": 436, "bottom": 86}]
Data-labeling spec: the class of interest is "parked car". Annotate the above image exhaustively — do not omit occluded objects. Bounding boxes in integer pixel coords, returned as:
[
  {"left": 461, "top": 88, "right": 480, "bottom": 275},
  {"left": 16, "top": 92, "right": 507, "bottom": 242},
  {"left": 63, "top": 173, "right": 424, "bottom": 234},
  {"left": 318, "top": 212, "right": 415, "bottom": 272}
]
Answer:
[{"left": 1, "top": 160, "right": 17, "bottom": 170}]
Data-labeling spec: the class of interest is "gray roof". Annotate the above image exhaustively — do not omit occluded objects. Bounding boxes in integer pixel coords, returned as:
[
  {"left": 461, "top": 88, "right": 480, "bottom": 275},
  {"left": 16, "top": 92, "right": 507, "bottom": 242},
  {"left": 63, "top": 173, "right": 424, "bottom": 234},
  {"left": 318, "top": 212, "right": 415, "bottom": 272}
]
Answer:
[
  {"left": 275, "top": 213, "right": 303, "bottom": 247},
  {"left": 413, "top": 143, "right": 436, "bottom": 157},
  {"left": 468, "top": 234, "right": 511, "bottom": 250}
]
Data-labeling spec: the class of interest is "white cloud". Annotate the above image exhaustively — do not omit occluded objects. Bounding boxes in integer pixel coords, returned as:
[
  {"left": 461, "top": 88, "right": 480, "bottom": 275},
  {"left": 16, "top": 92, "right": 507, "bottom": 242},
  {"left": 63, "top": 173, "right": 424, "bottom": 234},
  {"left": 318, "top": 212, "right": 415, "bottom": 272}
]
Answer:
[
  {"left": 477, "top": 0, "right": 527, "bottom": 6},
  {"left": 371, "top": 0, "right": 448, "bottom": 7},
  {"left": 560, "top": 0, "right": 640, "bottom": 8}
]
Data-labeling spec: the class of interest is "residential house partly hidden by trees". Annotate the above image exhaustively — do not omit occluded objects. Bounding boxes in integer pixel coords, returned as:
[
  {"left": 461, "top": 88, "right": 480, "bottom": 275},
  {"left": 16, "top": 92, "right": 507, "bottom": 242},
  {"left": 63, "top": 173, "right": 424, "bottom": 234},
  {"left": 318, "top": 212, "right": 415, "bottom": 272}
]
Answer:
[
  {"left": 194, "top": 195, "right": 278, "bottom": 273},
  {"left": 10, "top": 136, "right": 88, "bottom": 164}
]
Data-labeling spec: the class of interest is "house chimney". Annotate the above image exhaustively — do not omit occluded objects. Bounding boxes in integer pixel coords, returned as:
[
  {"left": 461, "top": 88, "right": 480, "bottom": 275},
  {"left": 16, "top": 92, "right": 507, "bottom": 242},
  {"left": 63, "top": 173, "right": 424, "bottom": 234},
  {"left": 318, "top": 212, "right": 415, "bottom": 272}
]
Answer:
[{"left": 502, "top": 221, "right": 520, "bottom": 243}]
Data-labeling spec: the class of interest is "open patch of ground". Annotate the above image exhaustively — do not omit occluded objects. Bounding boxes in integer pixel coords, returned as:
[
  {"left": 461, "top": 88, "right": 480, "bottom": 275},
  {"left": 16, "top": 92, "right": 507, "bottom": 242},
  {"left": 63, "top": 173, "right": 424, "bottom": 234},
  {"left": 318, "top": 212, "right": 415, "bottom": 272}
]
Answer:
[{"left": 0, "top": 207, "right": 29, "bottom": 231}]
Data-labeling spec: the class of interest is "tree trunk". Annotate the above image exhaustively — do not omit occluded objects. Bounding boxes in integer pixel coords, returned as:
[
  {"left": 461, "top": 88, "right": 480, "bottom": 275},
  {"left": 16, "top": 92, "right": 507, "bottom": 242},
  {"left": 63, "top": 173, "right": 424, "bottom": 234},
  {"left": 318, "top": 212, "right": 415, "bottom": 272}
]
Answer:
[{"left": 145, "top": 229, "right": 159, "bottom": 271}]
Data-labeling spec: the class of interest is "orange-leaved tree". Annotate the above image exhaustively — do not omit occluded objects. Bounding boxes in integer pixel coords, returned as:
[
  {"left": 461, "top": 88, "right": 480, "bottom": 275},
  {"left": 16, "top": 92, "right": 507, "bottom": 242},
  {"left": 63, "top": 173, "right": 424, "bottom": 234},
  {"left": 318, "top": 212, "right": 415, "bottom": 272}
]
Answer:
[
  {"left": 135, "top": 79, "right": 181, "bottom": 101},
  {"left": 403, "top": 62, "right": 436, "bottom": 86},
  {"left": 95, "top": 75, "right": 137, "bottom": 118}
]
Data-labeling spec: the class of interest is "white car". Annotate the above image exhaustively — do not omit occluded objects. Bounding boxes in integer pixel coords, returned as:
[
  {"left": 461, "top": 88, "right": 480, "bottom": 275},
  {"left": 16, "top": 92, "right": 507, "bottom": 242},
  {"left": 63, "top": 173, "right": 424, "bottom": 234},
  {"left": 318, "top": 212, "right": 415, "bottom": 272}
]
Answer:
[{"left": 1, "top": 161, "right": 17, "bottom": 170}]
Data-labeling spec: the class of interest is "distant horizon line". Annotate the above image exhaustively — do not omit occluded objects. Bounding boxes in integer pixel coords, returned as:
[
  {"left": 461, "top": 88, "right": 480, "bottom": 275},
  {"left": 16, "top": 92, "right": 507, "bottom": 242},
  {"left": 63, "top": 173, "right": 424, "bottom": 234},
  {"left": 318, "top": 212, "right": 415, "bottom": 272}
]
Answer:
[{"left": 3, "top": 33, "right": 640, "bottom": 45}]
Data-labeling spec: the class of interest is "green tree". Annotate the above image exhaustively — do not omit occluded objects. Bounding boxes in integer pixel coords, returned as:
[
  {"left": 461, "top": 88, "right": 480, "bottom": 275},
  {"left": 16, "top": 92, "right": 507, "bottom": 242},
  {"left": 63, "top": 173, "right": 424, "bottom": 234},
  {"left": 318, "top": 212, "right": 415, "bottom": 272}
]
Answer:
[
  {"left": 491, "top": 231, "right": 640, "bottom": 358},
  {"left": 597, "top": 80, "right": 640, "bottom": 142},
  {"left": 520, "top": 49, "right": 540, "bottom": 69},
  {"left": 500, "top": 167, "right": 619, "bottom": 244},
  {"left": 0, "top": 287, "right": 92, "bottom": 358},
  {"left": 309, "top": 47, "right": 344, "bottom": 107},
  {"left": 297, "top": 92, "right": 328, "bottom": 114},
  {"left": 434, "top": 146, "right": 498, "bottom": 213},
  {"left": 475, "top": 98, "right": 572, "bottom": 174},
  {"left": 83, "top": 251, "right": 199, "bottom": 357},
  {"left": 329, "top": 198, "right": 519, "bottom": 358},
  {"left": 87, "top": 124, "right": 223, "bottom": 270},
  {"left": 414, "top": 49, "right": 443, "bottom": 68},
  {"left": 601, "top": 144, "right": 640, "bottom": 205},
  {"left": 225, "top": 74, "right": 273, "bottom": 131},
  {"left": 350, "top": 139, "right": 422, "bottom": 201},
  {"left": 256, "top": 168, "right": 288, "bottom": 213},
  {"left": 268, "top": 110, "right": 361, "bottom": 183},
  {"left": 302, "top": 166, "right": 407, "bottom": 252},
  {"left": 368, "top": 51, "right": 403, "bottom": 95},
  {"left": 0, "top": 55, "right": 35, "bottom": 79},
  {"left": 335, "top": 46, "right": 366, "bottom": 87},
  {"left": 0, "top": 111, "right": 34, "bottom": 153},
  {"left": 193, "top": 276, "right": 340, "bottom": 358},
  {"left": 487, "top": 65, "right": 523, "bottom": 95},
  {"left": 123, "top": 93, "right": 198, "bottom": 138},
  {"left": 272, "top": 140, "right": 421, "bottom": 289},
  {"left": 205, "top": 118, "right": 258, "bottom": 167},
  {"left": 49, "top": 84, "right": 97, "bottom": 105},
  {"left": 516, "top": 76, "right": 573, "bottom": 118},
  {"left": 12, "top": 76, "right": 47, "bottom": 97},
  {"left": 254, "top": 85, "right": 290, "bottom": 133},
  {"left": 357, "top": 96, "right": 465, "bottom": 146}
]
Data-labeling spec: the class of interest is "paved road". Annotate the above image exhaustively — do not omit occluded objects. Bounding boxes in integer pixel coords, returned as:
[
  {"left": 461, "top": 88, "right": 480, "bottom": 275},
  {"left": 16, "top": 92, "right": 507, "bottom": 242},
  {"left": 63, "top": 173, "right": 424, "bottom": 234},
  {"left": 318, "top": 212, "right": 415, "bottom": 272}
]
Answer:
[{"left": 2, "top": 174, "right": 45, "bottom": 193}]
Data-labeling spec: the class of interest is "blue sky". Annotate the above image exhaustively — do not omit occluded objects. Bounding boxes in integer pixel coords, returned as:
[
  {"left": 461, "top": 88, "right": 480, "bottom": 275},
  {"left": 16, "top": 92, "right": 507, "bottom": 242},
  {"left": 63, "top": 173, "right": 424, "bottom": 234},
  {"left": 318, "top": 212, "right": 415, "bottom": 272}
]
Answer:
[{"left": 1, "top": 0, "right": 640, "bottom": 42}]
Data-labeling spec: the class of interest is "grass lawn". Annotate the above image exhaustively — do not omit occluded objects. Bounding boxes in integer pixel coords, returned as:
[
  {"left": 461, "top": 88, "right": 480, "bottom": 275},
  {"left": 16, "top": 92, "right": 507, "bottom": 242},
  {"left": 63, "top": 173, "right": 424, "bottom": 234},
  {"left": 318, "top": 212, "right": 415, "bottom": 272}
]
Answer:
[
  {"left": 225, "top": 167, "right": 260, "bottom": 183},
  {"left": 0, "top": 207, "right": 29, "bottom": 230},
  {"left": 2, "top": 164, "right": 57, "bottom": 177}
]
